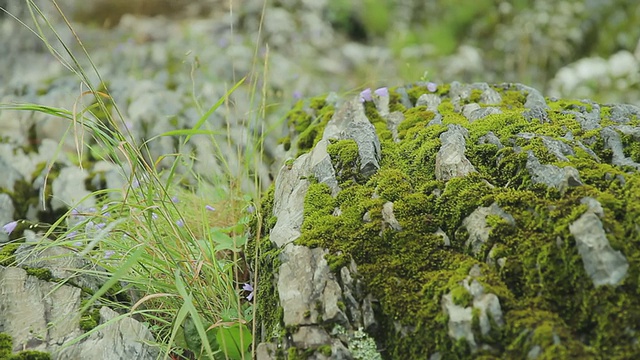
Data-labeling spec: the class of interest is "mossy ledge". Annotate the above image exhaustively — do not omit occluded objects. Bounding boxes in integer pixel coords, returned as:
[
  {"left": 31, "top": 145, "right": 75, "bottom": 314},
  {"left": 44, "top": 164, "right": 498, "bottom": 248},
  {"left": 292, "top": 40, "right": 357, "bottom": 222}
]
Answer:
[
  {"left": 0, "top": 333, "right": 51, "bottom": 360},
  {"left": 257, "top": 82, "right": 640, "bottom": 359}
]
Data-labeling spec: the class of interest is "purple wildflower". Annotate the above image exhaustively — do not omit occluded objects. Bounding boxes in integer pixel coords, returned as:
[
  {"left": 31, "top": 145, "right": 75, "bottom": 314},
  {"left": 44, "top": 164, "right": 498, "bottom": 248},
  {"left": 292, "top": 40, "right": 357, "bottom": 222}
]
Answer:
[
  {"left": 374, "top": 87, "right": 389, "bottom": 97},
  {"left": 359, "top": 88, "right": 372, "bottom": 103},
  {"left": 95, "top": 222, "right": 106, "bottom": 230},
  {"left": 152, "top": 213, "right": 158, "bottom": 221},
  {"left": 205, "top": 205, "right": 216, "bottom": 212},
  {"left": 67, "top": 231, "right": 78, "bottom": 239},
  {"left": 2, "top": 221, "right": 18, "bottom": 235},
  {"left": 104, "top": 250, "right": 116, "bottom": 259},
  {"left": 293, "top": 90, "right": 303, "bottom": 100},
  {"left": 243, "top": 283, "right": 255, "bottom": 301},
  {"left": 102, "top": 205, "right": 111, "bottom": 217},
  {"left": 73, "top": 241, "right": 83, "bottom": 247},
  {"left": 427, "top": 82, "right": 437, "bottom": 92},
  {"left": 176, "top": 219, "right": 184, "bottom": 227},
  {"left": 246, "top": 205, "right": 255, "bottom": 214},
  {"left": 171, "top": 196, "right": 179, "bottom": 203}
]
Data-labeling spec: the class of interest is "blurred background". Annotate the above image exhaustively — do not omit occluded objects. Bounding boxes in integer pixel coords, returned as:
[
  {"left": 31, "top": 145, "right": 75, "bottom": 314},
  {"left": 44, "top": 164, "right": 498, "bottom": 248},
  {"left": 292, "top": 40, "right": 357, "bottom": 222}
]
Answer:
[
  {"left": 5, "top": 0, "right": 637, "bottom": 100},
  {"left": 1, "top": 0, "right": 639, "bottom": 183}
]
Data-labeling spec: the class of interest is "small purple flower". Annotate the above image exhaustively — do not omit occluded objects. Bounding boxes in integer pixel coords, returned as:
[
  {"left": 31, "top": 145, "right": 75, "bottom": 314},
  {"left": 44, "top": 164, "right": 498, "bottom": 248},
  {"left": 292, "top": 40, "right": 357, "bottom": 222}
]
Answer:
[
  {"left": 102, "top": 205, "right": 111, "bottom": 217},
  {"left": 2, "top": 221, "right": 18, "bottom": 235},
  {"left": 73, "top": 241, "right": 83, "bottom": 247},
  {"left": 152, "top": 213, "right": 158, "bottom": 221},
  {"left": 427, "top": 82, "right": 437, "bottom": 92},
  {"left": 176, "top": 219, "right": 184, "bottom": 227},
  {"left": 171, "top": 196, "right": 179, "bottom": 203},
  {"left": 71, "top": 208, "right": 80, "bottom": 216},
  {"left": 243, "top": 283, "right": 255, "bottom": 301},
  {"left": 293, "top": 90, "right": 303, "bottom": 100},
  {"left": 246, "top": 205, "right": 255, "bottom": 214},
  {"left": 95, "top": 222, "right": 106, "bottom": 230},
  {"left": 104, "top": 250, "right": 116, "bottom": 259},
  {"left": 205, "top": 205, "right": 216, "bottom": 212},
  {"left": 359, "top": 88, "right": 372, "bottom": 103},
  {"left": 374, "top": 87, "right": 389, "bottom": 97},
  {"left": 132, "top": 179, "right": 140, "bottom": 188},
  {"left": 67, "top": 231, "right": 78, "bottom": 239}
]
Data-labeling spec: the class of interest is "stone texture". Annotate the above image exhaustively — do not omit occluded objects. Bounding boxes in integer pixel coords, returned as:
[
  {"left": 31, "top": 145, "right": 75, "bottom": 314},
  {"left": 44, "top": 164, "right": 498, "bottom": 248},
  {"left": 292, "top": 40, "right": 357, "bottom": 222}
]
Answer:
[{"left": 0, "top": 266, "right": 158, "bottom": 359}]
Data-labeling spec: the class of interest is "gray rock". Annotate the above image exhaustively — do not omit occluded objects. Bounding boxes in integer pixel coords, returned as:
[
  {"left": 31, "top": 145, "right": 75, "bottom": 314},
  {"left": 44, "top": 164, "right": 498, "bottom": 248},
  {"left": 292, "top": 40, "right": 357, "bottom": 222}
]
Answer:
[
  {"left": 51, "top": 166, "right": 96, "bottom": 211},
  {"left": 394, "top": 87, "right": 414, "bottom": 109},
  {"left": 609, "top": 104, "right": 640, "bottom": 124},
  {"left": 514, "top": 83, "right": 548, "bottom": 109},
  {"left": 278, "top": 244, "right": 347, "bottom": 326},
  {"left": 0, "top": 266, "right": 158, "bottom": 359},
  {"left": 568, "top": 106, "right": 602, "bottom": 131},
  {"left": 58, "top": 307, "right": 158, "bottom": 360},
  {"left": 540, "top": 135, "right": 575, "bottom": 162},
  {"left": 569, "top": 212, "right": 629, "bottom": 287},
  {"left": 385, "top": 111, "right": 404, "bottom": 143},
  {"left": 416, "top": 93, "right": 441, "bottom": 111},
  {"left": 525, "top": 151, "right": 583, "bottom": 190},
  {"left": 381, "top": 201, "right": 402, "bottom": 231},
  {"left": 462, "top": 202, "right": 515, "bottom": 255},
  {"left": 441, "top": 293, "right": 476, "bottom": 350},
  {"left": 435, "top": 124, "right": 477, "bottom": 181},
  {"left": 477, "top": 131, "right": 503, "bottom": 149},
  {"left": 0, "top": 193, "right": 15, "bottom": 243},
  {"left": 478, "top": 85, "right": 502, "bottom": 105},
  {"left": 15, "top": 240, "right": 106, "bottom": 294},
  {"left": 600, "top": 127, "right": 640, "bottom": 170},
  {"left": 462, "top": 104, "right": 502, "bottom": 122},
  {"left": 322, "top": 97, "right": 382, "bottom": 178},
  {"left": 523, "top": 106, "right": 551, "bottom": 123}
]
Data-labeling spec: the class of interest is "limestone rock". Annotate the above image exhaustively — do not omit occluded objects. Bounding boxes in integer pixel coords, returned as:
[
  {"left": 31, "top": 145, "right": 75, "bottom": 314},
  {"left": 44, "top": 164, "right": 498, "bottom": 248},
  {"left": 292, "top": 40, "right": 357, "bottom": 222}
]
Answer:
[
  {"left": 435, "top": 124, "right": 477, "bottom": 181},
  {"left": 0, "top": 266, "right": 158, "bottom": 359},
  {"left": 570, "top": 211, "right": 629, "bottom": 287},
  {"left": 258, "top": 82, "right": 640, "bottom": 359}
]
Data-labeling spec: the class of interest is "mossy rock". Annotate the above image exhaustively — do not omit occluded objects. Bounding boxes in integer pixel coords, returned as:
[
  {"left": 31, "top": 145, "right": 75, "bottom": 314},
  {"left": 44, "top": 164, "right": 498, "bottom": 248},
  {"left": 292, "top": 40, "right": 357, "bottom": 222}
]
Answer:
[
  {"left": 257, "top": 82, "right": 640, "bottom": 359},
  {"left": 0, "top": 333, "right": 51, "bottom": 360}
]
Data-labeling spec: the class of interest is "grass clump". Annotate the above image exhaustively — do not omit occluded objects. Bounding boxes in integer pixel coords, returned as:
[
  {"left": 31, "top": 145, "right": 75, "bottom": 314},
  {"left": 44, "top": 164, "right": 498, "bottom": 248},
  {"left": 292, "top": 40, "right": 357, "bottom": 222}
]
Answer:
[{"left": 0, "top": 2, "right": 275, "bottom": 359}]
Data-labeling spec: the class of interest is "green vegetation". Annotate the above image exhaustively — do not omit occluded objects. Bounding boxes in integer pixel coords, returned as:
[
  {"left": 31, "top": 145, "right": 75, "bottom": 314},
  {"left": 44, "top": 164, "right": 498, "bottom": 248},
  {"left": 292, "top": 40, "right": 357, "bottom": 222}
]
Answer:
[
  {"left": 284, "top": 83, "right": 640, "bottom": 358},
  {"left": 0, "top": 333, "right": 52, "bottom": 360}
]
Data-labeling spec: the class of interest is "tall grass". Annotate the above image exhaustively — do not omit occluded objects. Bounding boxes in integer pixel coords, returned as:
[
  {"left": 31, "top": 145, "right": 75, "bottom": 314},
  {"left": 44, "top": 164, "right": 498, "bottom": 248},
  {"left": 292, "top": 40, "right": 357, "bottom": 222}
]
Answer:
[{"left": 1, "top": 1, "right": 270, "bottom": 359}]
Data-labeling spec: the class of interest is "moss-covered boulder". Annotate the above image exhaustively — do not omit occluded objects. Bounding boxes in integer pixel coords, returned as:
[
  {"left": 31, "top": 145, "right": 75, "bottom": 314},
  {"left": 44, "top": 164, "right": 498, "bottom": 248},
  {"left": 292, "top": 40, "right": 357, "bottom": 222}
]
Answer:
[{"left": 251, "top": 82, "right": 640, "bottom": 359}]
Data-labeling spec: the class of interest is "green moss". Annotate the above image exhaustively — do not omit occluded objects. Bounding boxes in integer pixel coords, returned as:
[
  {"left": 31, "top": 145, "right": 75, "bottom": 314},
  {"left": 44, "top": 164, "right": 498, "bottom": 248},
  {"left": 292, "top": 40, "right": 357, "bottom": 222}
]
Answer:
[
  {"left": 261, "top": 83, "right": 640, "bottom": 359},
  {"left": 317, "top": 344, "right": 332, "bottom": 356},
  {"left": 280, "top": 95, "right": 336, "bottom": 157},
  {"left": 25, "top": 268, "right": 53, "bottom": 282},
  {"left": 247, "top": 185, "right": 285, "bottom": 343},
  {"left": 8, "top": 351, "right": 52, "bottom": 360},
  {"left": 397, "top": 106, "right": 435, "bottom": 140},
  {"left": 0, "top": 333, "right": 51, "bottom": 360},
  {"left": 327, "top": 139, "right": 363, "bottom": 184},
  {"left": 469, "top": 89, "right": 483, "bottom": 103},
  {"left": 450, "top": 286, "right": 473, "bottom": 307},
  {"left": 0, "top": 243, "right": 21, "bottom": 266},
  {"left": 0, "top": 333, "right": 12, "bottom": 358},
  {"left": 547, "top": 98, "right": 593, "bottom": 113},
  {"left": 499, "top": 90, "right": 527, "bottom": 109},
  {"left": 79, "top": 304, "right": 101, "bottom": 332}
]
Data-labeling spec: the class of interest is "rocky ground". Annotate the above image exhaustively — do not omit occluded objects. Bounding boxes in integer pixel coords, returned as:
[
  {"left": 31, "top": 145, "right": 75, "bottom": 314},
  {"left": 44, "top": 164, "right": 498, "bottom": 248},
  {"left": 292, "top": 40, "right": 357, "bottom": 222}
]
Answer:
[
  {"left": 1, "top": 1, "right": 640, "bottom": 359},
  {"left": 1, "top": 1, "right": 639, "bottom": 191}
]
